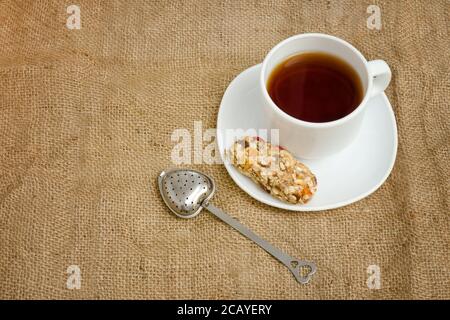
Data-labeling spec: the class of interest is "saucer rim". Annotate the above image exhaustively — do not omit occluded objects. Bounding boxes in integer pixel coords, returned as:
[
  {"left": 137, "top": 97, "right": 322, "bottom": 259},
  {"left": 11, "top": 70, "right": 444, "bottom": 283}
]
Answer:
[{"left": 216, "top": 63, "right": 398, "bottom": 212}]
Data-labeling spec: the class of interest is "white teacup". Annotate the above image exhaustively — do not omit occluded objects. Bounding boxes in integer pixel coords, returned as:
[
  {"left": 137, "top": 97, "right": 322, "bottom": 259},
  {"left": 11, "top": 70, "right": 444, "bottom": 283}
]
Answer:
[{"left": 260, "top": 33, "right": 391, "bottom": 159}]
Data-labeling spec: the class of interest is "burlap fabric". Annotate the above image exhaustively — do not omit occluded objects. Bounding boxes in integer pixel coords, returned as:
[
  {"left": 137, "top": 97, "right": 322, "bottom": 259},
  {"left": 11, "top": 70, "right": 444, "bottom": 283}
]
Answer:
[{"left": 0, "top": 0, "right": 448, "bottom": 300}]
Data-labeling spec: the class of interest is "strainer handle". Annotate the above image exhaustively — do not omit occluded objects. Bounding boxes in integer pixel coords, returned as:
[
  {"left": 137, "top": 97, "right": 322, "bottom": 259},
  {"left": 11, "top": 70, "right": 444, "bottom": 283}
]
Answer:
[{"left": 203, "top": 203, "right": 316, "bottom": 284}]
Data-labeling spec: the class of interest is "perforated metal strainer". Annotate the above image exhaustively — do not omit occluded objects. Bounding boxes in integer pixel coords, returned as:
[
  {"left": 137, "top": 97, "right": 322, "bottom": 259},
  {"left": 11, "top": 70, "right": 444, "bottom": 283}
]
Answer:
[{"left": 158, "top": 168, "right": 316, "bottom": 284}]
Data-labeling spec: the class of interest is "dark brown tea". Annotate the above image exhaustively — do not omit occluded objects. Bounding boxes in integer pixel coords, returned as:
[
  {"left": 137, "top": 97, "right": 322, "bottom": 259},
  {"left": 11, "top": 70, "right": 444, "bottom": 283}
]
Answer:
[{"left": 267, "top": 52, "right": 363, "bottom": 123}]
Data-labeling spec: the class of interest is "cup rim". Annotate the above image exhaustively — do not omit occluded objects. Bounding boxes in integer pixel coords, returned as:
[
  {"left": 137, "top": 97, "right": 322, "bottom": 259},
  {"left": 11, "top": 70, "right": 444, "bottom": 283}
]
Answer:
[{"left": 260, "top": 33, "right": 372, "bottom": 128}]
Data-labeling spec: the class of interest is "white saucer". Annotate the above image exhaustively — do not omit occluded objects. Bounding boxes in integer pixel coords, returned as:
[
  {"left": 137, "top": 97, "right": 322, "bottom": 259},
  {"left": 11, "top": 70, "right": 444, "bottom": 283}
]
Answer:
[{"left": 217, "top": 64, "right": 398, "bottom": 211}]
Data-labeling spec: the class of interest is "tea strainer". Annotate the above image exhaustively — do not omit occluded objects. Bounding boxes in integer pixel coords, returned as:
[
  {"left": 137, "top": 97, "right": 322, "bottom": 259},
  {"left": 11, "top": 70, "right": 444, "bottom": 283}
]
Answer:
[{"left": 157, "top": 168, "right": 316, "bottom": 284}]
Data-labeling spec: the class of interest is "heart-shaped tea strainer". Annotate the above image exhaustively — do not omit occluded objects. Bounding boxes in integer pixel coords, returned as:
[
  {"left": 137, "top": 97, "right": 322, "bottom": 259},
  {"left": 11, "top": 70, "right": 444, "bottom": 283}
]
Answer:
[{"left": 158, "top": 168, "right": 316, "bottom": 284}]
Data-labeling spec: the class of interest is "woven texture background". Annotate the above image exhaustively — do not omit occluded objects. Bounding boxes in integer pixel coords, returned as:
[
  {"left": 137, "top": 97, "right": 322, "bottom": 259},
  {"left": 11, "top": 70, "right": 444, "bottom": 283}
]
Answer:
[{"left": 0, "top": 0, "right": 449, "bottom": 299}]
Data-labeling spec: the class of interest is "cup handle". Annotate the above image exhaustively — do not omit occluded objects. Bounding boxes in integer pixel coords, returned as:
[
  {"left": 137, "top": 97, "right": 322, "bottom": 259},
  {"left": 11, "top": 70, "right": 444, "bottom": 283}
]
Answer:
[{"left": 367, "top": 60, "right": 391, "bottom": 98}]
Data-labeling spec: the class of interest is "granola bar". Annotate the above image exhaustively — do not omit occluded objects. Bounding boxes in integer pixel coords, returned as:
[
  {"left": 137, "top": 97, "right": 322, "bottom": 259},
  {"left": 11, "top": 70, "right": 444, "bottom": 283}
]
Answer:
[{"left": 228, "top": 136, "right": 317, "bottom": 204}]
